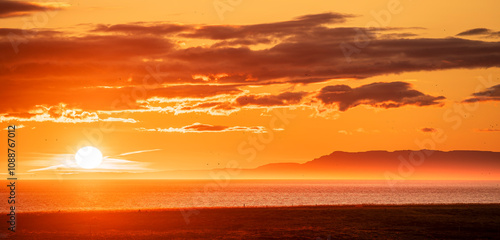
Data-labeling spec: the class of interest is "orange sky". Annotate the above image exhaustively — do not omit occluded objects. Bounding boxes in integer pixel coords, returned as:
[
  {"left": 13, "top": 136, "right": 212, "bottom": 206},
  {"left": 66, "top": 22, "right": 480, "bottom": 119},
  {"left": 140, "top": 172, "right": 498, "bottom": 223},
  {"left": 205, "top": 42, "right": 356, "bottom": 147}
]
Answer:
[{"left": 0, "top": 0, "right": 499, "bottom": 179}]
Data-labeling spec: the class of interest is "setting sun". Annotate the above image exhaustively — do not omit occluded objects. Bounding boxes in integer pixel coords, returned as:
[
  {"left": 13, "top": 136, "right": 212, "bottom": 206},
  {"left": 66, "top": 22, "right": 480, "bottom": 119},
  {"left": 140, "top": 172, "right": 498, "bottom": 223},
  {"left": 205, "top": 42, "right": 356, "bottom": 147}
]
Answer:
[
  {"left": 75, "top": 146, "right": 103, "bottom": 169},
  {"left": 1, "top": 0, "right": 499, "bottom": 239}
]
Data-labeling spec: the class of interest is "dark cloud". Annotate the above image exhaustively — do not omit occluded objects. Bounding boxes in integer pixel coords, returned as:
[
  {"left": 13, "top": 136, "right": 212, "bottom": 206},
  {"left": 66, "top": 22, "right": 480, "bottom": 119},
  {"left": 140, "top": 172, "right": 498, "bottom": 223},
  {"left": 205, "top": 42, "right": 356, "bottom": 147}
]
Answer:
[
  {"left": 2, "top": 13, "right": 500, "bottom": 116},
  {"left": 421, "top": 127, "right": 437, "bottom": 133},
  {"left": 0, "top": 0, "right": 61, "bottom": 18},
  {"left": 475, "top": 128, "right": 500, "bottom": 132},
  {"left": 315, "top": 82, "right": 445, "bottom": 111},
  {"left": 457, "top": 28, "right": 491, "bottom": 36},
  {"left": 457, "top": 28, "right": 500, "bottom": 38},
  {"left": 160, "top": 35, "right": 500, "bottom": 85},
  {"left": 93, "top": 23, "right": 192, "bottom": 35},
  {"left": 0, "top": 28, "right": 59, "bottom": 36},
  {"left": 0, "top": 35, "right": 174, "bottom": 63},
  {"left": 0, "top": 82, "right": 242, "bottom": 113},
  {"left": 179, "top": 13, "right": 352, "bottom": 40},
  {"left": 3, "top": 13, "right": 500, "bottom": 86},
  {"left": 463, "top": 84, "right": 500, "bottom": 103},
  {"left": 170, "top": 91, "right": 308, "bottom": 115}
]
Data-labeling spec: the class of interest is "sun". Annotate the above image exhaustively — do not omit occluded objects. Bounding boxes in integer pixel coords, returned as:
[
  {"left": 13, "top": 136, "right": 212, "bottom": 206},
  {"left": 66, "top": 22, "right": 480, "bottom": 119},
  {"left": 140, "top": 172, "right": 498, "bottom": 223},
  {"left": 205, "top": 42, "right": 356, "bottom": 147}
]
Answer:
[{"left": 75, "top": 146, "right": 103, "bottom": 169}]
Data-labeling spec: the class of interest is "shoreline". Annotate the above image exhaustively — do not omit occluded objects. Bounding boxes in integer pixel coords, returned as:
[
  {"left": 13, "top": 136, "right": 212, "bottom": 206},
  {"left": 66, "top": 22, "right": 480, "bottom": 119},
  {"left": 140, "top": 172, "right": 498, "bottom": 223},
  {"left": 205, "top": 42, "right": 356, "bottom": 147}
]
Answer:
[
  {"left": 2, "top": 204, "right": 500, "bottom": 239},
  {"left": 3, "top": 202, "right": 500, "bottom": 214}
]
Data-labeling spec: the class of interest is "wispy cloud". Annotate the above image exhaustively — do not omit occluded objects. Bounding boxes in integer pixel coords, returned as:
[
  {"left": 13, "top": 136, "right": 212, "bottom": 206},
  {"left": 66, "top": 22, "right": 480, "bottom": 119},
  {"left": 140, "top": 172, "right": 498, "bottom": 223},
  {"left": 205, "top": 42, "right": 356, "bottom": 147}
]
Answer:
[
  {"left": 463, "top": 84, "right": 500, "bottom": 103},
  {"left": 457, "top": 28, "right": 500, "bottom": 38},
  {"left": 0, "top": 0, "right": 67, "bottom": 18},
  {"left": 136, "top": 123, "right": 279, "bottom": 133},
  {"left": 0, "top": 104, "right": 138, "bottom": 123},
  {"left": 27, "top": 151, "right": 155, "bottom": 173},
  {"left": 475, "top": 128, "right": 500, "bottom": 132},
  {"left": 109, "top": 149, "right": 162, "bottom": 157}
]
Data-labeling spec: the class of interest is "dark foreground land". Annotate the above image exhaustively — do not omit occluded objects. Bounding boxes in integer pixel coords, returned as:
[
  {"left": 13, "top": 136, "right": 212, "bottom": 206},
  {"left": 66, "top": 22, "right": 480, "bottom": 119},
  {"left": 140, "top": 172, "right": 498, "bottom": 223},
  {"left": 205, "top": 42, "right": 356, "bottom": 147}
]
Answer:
[{"left": 2, "top": 204, "right": 500, "bottom": 239}]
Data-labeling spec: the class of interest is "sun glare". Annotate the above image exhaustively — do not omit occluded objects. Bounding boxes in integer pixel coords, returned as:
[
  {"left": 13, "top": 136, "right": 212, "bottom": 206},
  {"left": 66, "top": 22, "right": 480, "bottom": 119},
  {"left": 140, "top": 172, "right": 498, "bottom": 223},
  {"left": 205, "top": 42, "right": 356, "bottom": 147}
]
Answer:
[{"left": 75, "top": 146, "right": 103, "bottom": 169}]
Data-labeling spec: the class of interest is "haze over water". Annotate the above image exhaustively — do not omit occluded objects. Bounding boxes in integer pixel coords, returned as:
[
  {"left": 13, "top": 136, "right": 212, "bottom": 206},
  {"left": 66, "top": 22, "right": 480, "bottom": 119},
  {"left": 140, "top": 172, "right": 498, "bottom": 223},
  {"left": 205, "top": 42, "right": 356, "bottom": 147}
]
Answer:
[{"left": 2, "top": 180, "right": 500, "bottom": 213}]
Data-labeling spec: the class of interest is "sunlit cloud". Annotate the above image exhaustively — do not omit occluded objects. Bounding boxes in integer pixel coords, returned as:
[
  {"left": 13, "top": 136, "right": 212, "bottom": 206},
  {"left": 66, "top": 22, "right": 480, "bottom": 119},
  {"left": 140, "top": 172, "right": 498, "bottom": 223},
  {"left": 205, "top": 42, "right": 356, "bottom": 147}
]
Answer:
[
  {"left": 338, "top": 128, "right": 378, "bottom": 135},
  {"left": 3, "top": 124, "right": 24, "bottom": 130},
  {"left": 0, "top": 104, "right": 138, "bottom": 123},
  {"left": 136, "top": 123, "right": 281, "bottom": 133}
]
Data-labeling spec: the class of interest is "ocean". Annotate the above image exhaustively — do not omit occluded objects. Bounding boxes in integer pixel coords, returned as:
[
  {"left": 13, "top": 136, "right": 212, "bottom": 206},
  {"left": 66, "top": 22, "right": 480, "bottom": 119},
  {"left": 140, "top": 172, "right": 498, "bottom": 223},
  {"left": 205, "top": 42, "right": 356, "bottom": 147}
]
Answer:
[{"left": 2, "top": 180, "right": 500, "bottom": 213}]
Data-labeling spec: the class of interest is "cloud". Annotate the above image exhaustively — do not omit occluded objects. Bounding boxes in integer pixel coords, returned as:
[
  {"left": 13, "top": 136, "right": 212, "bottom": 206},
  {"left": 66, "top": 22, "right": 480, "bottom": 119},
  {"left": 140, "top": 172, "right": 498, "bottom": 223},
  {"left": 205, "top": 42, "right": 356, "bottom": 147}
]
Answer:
[
  {"left": 0, "top": 28, "right": 59, "bottom": 36},
  {"left": 0, "top": 104, "right": 138, "bottom": 123},
  {"left": 315, "top": 82, "right": 445, "bottom": 111},
  {"left": 93, "top": 23, "right": 191, "bottom": 35},
  {"left": 236, "top": 92, "right": 307, "bottom": 107},
  {"left": 3, "top": 124, "right": 24, "bottom": 130},
  {"left": 3, "top": 14, "right": 500, "bottom": 87},
  {"left": 463, "top": 84, "right": 500, "bottom": 103},
  {"left": 457, "top": 28, "right": 500, "bottom": 38},
  {"left": 421, "top": 127, "right": 437, "bottom": 133},
  {"left": 96, "top": 158, "right": 153, "bottom": 172},
  {"left": 150, "top": 100, "right": 239, "bottom": 116},
  {"left": 2, "top": 13, "right": 500, "bottom": 118},
  {"left": 136, "top": 91, "right": 309, "bottom": 116},
  {"left": 475, "top": 128, "right": 500, "bottom": 132},
  {"left": 101, "top": 117, "right": 138, "bottom": 123},
  {"left": 136, "top": 123, "right": 278, "bottom": 133},
  {"left": 27, "top": 152, "right": 154, "bottom": 173},
  {"left": 0, "top": 0, "right": 65, "bottom": 18},
  {"left": 111, "top": 149, "right": 162, "bottom": 157},
  {"left": 28, "top": 164, "right": 66, "bottom": 172},
  {"left": 0, "top": 79, "right": 242, "bottom": 114},
  {"left": 29, "top": 158, "right": 153, "bottom": 173},
  {"left": 179, "top": 12, "right": 352, "bottom": 40},
  {"left": 338, "top": 130, "right": 351, "bottom": 135}
]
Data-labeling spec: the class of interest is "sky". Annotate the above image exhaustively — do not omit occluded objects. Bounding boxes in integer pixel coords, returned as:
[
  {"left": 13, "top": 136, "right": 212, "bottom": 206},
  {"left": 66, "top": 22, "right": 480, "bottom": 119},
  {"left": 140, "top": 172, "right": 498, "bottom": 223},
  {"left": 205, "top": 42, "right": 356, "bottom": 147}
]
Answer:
[{"left": 0, "top": 0, "right": 499, "bottom": 179}]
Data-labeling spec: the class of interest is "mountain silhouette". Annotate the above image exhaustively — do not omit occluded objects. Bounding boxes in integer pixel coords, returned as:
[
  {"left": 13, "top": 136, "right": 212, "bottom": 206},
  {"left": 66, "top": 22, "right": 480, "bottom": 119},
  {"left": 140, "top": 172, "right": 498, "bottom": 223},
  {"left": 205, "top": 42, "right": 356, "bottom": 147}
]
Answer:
[{"left": 237, "top": 150, "right": 500, "bottom": 180}]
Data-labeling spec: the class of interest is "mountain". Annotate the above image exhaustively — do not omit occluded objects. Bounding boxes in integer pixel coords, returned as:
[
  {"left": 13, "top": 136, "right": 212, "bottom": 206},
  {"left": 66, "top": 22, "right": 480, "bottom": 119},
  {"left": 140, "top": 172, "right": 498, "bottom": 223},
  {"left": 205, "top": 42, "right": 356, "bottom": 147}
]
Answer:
[{"left": 231, "top": 150, "right": 500, "bottom": 180}]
